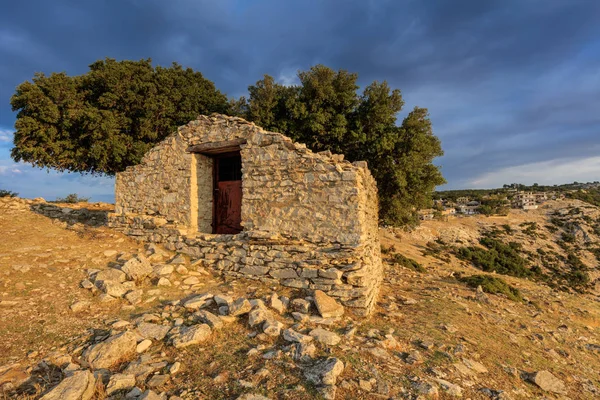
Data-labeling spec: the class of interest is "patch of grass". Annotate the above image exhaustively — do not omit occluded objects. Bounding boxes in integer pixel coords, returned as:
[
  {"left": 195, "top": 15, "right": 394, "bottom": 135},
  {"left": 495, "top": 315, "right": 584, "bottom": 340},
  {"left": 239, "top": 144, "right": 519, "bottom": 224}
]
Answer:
[{"left": 459, "top": 274, "right": 523, "bottom": 302}]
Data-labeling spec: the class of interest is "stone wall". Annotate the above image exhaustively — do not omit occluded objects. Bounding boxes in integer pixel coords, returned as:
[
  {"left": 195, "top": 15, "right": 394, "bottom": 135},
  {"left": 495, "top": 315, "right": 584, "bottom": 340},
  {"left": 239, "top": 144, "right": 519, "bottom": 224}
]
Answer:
[{"left": 109, "top": 114, "right": 383, "bottom": 315}]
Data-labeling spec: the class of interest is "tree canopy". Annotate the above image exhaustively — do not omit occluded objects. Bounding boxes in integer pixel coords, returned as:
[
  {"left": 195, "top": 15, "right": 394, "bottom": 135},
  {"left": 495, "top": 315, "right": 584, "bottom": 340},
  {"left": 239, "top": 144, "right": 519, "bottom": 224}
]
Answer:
[
  {"left": 236, "top": 65, "right": 446, "bottom": 225},
  {"left": 11, "top": 61, "right": 445, "bottom": 225},
  {"left": 11, "top": 58, "right": 229, "bottom": 174}
]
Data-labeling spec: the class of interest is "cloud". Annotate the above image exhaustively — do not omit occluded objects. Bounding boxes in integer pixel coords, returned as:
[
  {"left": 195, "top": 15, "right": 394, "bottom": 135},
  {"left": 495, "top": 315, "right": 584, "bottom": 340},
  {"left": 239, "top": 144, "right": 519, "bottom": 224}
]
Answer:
[
  {"left": 0, "top": 129, "right": 13, "bottom": 143},
  {"left": 468, "top": 156, "right": 600, "bottom": 188}
]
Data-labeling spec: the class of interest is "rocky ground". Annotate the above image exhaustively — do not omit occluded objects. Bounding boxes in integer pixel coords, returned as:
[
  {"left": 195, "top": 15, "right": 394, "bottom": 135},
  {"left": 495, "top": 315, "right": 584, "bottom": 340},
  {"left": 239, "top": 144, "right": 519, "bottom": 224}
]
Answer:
[{"left": 0, "top": 197, "right": 599, "bottom": 399}]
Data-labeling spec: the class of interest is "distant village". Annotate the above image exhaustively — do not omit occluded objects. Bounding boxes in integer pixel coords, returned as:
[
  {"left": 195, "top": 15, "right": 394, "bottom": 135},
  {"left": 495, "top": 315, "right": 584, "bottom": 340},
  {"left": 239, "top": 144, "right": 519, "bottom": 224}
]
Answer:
[{"left": 422, "top": 181, "right": 600, "bottom": 221}]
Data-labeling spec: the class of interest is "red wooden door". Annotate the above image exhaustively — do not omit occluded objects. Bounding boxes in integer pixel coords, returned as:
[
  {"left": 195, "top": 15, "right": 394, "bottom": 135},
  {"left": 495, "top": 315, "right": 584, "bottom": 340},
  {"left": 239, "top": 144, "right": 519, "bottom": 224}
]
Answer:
[
  {"left": 213, "top": 153, "right": 243, "bottom": 234},
  {"left": 215, "top": 180, "right": 242, "bottom": 233}
]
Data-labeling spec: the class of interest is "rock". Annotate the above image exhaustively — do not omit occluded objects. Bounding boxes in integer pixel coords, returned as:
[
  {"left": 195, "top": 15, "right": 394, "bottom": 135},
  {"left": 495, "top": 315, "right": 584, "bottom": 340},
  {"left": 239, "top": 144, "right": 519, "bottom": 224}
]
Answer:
[
  {"left": 172, "top": 324, "right": 211, "bottom": 348},
  {"left": 97, "top": 280, "right": 128, "bottom": 298},
  {"left": 70, "top": 301, "right": 90, "bottom": 312},
  {"left": 104, "top": 250, "right": 118, "bottom": 257},
  {"left": 40, "top": 370, "right": 96, "bottom": 400},
  {"left": 125, "top": 387, "right": 143, "bottom": 398},
  {"left": 292, "top": 342, "right": 316, "bottom": 362},
  {"left": 309, "top": 328, "right": 341, "bottom": 346},
  {"left": 156, "top": 277, "right": 171, "bottom": 286},
  {"left": 138, "top": 390, "right": 162, "bottom": 400},
  {"left": 359, "top": 379, "right": 373, "bottom": 391},
  {"left": 125, "top": 289, "right": 143, "bottom": 305},
  {"left": 121, "top": 255, "right": 153, "bottom": 281},
  {"left": 433, "top": 378, "right": 463, "bottom": 397},
  {"left": 269, "top": 293, "right": 285, "bottom": 313},
  {"left": 136, "top": 339, "right": 152, "bottom": 353},
  {"left": 214, "top": 294, "right": 233, "bottom": 307},
  {"left": 248, "top": 308, "right": 270, "bottom": 327},
  {"left": 169, "top": 362, "right": 181, "bottom": 375},
  {"left": 194, "top": 310, "right": 223, "bottom": 329},
  {"left": 169, "top": 254, "right": 186, "bottom": 264},
  {"left": 413, "top": 381, "right": 439, "bottom": 396},
  {"left": 94, "top": 268, "right": 127, "bottom": 283},
  {"left": 147, "top": 374, "right": 169, "bottom": 388},
  {"left": 80, "top": 279, "right": 94, "bottom": 289},
  {"left": 283, "top": 329, "right": 314, "bottom": 344},
  {"left": 526, "top": 370, "right": 567, "bottom": 394},
  {"left": 262, "top": 319, "right": 283, "bottom": 337},
  {"left": 176, "top": 265, "right": 189, "bottom": 274},
  {"left": 106, "top": 373, "right": 136, "bottom": 395},
  {"left": 476, "top": 285, "right": 491, "bottom": 303},
  {"left": 304, "top": 357, "right": 344, "bottom": 386},
  {"left": 291, "top": 298, "right": 311, "bottom": 313},
  {"left": 137, "top": 322, "right": 171, "bottom": 341},
  {"left": 229, "top": 297, "right": 252, "bottom": 316},
  {"left": 153, "top": 264, "right": 174, "bottom": 276},
  {"left": 461, "top": 358, "right": 488, "bottom": 373},
  {"left": 183, "top": 276, "right": 200, "bottom": 285},
  {"left": 183, "top": 293, "right": 212, "bottom": 310},
  {"left": 236, "top": 394, "right": 272, "bottom": 400},
  {"left": 84, "top": 331, "right": 137, "bottom": 369},
  {"left": 313, "top": 290, "right": 344, "bottom": 318}
]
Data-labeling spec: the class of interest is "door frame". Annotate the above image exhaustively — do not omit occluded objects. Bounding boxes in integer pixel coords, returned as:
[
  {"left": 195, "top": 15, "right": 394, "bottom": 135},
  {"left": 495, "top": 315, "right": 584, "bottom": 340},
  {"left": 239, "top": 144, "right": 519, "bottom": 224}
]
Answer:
[{"left": 211, "top": 151, "right": 243, "bottom": 234}]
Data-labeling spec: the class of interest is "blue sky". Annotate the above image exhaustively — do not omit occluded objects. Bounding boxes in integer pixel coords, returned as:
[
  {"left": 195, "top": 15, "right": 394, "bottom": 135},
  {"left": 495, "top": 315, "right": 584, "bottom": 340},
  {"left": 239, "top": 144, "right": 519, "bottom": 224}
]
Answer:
[{"left": 1, "top": 0, "right": 599, "bottom": 201}]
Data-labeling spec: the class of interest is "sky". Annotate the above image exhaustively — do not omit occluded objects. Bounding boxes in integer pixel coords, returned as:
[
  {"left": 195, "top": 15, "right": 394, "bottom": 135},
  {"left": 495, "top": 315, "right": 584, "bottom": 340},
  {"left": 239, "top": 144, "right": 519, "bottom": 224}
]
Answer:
[{"left": 0, "top": 0, "right": 599, "bottom": 201}]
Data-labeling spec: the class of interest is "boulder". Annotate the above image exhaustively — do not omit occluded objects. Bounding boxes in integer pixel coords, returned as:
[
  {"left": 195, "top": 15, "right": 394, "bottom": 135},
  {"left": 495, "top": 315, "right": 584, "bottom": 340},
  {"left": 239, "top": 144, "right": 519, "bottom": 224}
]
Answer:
[
  {"left": 526, "top": 370, "right": 567, "bottom": 394},
  {"left": 84, "top": 331, "right": 137, "bottom": 369},
  {"left": 229, "top": 298, "right": 252, "bottom": 316},
  {"left": 40, "top": 370, "right": 96, "bottom": 400},
  {"left": 309, "top": 328, "right": 341, "bottom": 346},
  {"left": 121, "top": 255, "right": 153, "bottom": 281},
  {"left": 106, "top": 373, "right": 136, "bottom": 395},
  {"left": 137, "top": 322, "right": 171, "bottom": 341},
  {"left": 97, "top": 280, "right": 128, "bottom": 298},
  {"left": 94, "top": 268, "right": 126, "bottom": 283},
  {"left": 172, "top": 324, "right": 211, "bottom": 348},
  {"left": 304, "top": 357, "right": 344, "bottom": 386},
  {"left": 313, "top": 290, "right": 344, "bottom": 318},
  {"left": 194, "top": 310, "right": 223, "bottom": 329}
]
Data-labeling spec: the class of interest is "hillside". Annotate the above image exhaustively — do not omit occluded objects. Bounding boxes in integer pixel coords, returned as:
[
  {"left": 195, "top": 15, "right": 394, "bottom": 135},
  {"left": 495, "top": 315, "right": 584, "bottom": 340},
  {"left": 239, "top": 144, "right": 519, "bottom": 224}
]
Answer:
[{"left": 0, "top": 197, "right": 599, "bottom": 399}]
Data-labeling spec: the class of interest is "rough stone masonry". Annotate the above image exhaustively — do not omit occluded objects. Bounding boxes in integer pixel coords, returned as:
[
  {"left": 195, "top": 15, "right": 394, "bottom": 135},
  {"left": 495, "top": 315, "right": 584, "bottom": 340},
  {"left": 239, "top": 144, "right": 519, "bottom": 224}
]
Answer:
[{"left": 108, "top": 114, "right": 383, "bottom": 315}]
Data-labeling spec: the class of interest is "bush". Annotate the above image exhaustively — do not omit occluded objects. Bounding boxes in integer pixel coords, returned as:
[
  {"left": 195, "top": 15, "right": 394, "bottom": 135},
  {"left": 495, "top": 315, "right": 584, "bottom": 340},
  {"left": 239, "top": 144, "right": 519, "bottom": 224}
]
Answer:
[
  {"left": 0, "top": 190, "right": 18, "bottom": 198},
  {"left": 459, "top": 274, "right": 523, "bottom": 302},
  {"left": 389, "top": 253, "right": 427, "bottom": 273},
  {"left": 55, "top": 193, "right": 90, "bottom": 203},
  {"left": 456, "top": 237, "right": 532, "bottom": 278}
]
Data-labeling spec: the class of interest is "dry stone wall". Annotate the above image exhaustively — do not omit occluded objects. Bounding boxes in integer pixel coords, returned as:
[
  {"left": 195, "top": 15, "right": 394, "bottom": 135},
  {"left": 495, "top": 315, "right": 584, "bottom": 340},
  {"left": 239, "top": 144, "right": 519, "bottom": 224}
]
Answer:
[{"left": 109, "top": 114, "right": 383, "bottom": 315}]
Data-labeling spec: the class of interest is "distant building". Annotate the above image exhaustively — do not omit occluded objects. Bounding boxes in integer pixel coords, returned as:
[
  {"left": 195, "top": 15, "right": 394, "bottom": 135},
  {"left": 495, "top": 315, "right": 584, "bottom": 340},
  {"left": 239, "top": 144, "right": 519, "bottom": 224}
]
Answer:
[
  {"left": 418, "top": 209, "right": 435, "bottom": 220},
  {"left": 512, "top": 191, "right": 538, "bottom": 210},
  {"left": 457, "top": 205, "right": 479, "bottom": 215}
]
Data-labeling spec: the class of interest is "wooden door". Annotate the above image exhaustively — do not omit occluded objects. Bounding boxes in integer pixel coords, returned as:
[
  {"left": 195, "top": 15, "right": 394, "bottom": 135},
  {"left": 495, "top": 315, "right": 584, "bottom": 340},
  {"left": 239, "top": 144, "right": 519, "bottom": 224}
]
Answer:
[{"left": 213, "top": 154, "right": 243, "bottom": 234}]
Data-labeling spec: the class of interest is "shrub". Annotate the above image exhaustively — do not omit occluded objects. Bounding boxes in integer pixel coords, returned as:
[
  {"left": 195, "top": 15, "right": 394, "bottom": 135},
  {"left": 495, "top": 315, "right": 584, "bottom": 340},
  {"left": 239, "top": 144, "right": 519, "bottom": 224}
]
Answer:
[
  {"left": 456, "top": 237, "right": 532, "bottom": 278},
  {"left": 0, "top": 190, "right": 18, "bottom": 198},
  {"left": 459, "top": 274, "right": 523, "bottom": 302},
  {"left": 55, "top": 193, "right": 90, "bottom": 203},
  {"left": 389, "top": 253, "right": 427, "bottom": 273},
  {"left": 501, "top": 224, "right": 513, "bottom": 234}
]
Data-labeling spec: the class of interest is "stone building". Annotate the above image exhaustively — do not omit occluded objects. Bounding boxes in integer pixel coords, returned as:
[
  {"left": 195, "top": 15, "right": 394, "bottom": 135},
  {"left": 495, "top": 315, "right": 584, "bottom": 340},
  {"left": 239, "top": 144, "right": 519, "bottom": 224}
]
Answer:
[{"left": 108, "top": 114, "right": 382, "bottom": 315}]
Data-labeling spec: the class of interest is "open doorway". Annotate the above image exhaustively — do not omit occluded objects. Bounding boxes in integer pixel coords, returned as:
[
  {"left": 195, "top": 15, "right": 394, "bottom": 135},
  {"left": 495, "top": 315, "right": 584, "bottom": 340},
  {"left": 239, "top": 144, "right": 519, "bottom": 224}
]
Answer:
[{"left": 212, "top": 152, "right": 243, "bottom": 234}]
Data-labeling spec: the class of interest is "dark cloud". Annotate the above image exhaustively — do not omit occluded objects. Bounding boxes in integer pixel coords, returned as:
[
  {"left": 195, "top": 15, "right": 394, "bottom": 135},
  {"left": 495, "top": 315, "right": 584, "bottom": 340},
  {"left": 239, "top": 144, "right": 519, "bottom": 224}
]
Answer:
[{"left": 1, "top": 0, "right": 599, "bottom": 196}]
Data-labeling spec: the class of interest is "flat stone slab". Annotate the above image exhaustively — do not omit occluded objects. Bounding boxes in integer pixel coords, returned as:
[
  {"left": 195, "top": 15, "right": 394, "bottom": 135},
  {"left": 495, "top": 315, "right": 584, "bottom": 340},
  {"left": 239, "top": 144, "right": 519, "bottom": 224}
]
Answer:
[
  {"left": 40, "top": 370, "right": 96, "bottom": 400},
  {"left": 172, "top": 324, "right": 211, "bottom": 348},
  {"left": 314, "top": 290, "right": 344, "bottom": 318},
  {"left": 84, "top": 331, "right": 137, "bottom": 369}
]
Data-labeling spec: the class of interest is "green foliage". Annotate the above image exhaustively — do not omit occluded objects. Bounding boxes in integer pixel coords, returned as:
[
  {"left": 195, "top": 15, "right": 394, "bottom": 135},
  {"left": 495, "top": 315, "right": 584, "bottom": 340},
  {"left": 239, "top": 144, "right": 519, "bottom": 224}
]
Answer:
[
  {"left": 389, "top": 253, "right": 427, "bottom": 273},
  {"left": 561, "top": 232, "right": 576, "bottom": 243},
  {"left": 11, "top": 58, "right": 229, "bottom": 175},
  {"left": 239, "top": 65, "right": 446, "bottom": 226},
  {"left": 566, "top": 188, "right": 600, "bottom": 207},
  {"left": 421, "top": 241, "right": 452, "bottom": 262},
  {"left": 501, "top": 224, "right": 513, "bottom": 234},
  {"left": 520, "top": 222, "right": 538, "bottom": 237},
  {"left": 55, "top": 193, "right": 90, "bottom": 203},
  {"left": 459, "top": 274, "right": 523, "bottom": 302},
  {"left": 591, "top": 248, "right": 600, "bottom": 263},
  {"left": 456, "top": 237, "right": 533, "bottom": 278},
  {"left": 563, "top": 252, "right": 590, "bottom": 291},
  {"left": 0, "top": 190, "right": 18, "bottom": 198}
]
